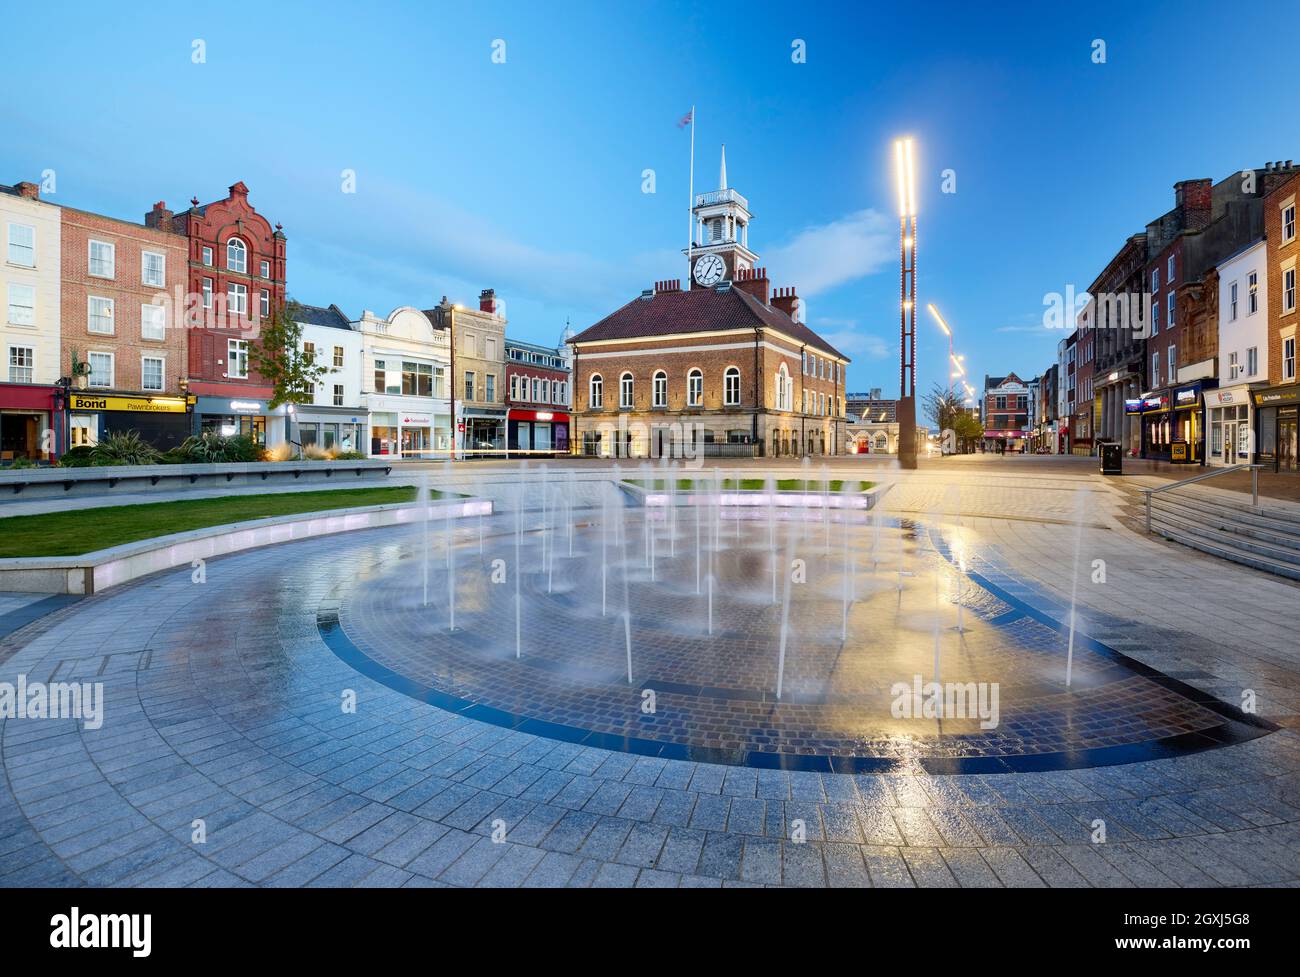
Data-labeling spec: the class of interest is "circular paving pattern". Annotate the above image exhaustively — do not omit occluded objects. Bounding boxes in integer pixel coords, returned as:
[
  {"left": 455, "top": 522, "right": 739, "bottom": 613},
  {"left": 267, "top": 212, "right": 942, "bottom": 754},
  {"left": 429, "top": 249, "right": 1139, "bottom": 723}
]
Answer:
[{"left": 326, "top": 505, "right": 1272, "bottom": 774}]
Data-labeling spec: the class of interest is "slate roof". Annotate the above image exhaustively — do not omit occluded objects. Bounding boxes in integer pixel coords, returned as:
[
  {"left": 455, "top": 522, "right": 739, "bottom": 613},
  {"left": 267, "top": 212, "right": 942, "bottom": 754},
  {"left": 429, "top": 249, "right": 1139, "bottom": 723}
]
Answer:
[
  {"left": 293, "top": 303, "right": 352, "bottom": 330},
  {"left": 571, "top": 285, "right": 848, "bottom": 361}
]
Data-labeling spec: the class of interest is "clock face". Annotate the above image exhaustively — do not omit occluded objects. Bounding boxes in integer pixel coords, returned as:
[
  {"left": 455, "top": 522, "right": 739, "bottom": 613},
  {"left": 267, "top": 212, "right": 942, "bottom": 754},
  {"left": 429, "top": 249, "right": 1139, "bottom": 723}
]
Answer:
[{"left": 693, "top": 253, "right": 726, "bottom": 287}]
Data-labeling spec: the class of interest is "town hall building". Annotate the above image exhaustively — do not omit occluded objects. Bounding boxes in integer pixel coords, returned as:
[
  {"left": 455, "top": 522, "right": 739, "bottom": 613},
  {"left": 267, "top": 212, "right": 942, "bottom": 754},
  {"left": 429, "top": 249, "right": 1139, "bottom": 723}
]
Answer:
[{"left": 569, "top": 149, "right": 850, "bottom": 458}]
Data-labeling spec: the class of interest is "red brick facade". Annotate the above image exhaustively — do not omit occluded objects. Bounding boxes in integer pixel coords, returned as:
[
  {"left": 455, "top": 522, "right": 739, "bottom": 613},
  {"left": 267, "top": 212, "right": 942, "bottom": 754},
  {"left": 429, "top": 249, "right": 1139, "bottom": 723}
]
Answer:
[
  {"left": 1264, "top": 170, "right": 1300, "bottom": 385},
  {"left": 60, "top": 207, "right": 189, "bottom": 396},
  {"left": 169, "top": 182, "right": 285, "bottom": 400},
  {"left": 571, "top": 275, "right": 848, "bottom": 457}
]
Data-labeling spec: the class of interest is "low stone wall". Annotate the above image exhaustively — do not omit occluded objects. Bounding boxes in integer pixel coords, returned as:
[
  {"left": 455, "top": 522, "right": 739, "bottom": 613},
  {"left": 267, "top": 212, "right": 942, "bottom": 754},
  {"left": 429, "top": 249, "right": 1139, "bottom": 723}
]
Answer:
[
  {"left": 0, "top": 460, "right": 393, "bottom": 501},
  {"left": 0, "top": 496, "right": 491, "bottom": 595},
  {"left": 619, "top": 480, "right": 884, "bottom": 510}
]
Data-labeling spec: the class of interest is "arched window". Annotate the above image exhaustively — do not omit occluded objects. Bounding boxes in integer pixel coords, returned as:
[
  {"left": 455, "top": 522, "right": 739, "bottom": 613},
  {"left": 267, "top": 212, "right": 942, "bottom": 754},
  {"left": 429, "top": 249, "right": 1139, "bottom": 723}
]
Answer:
[
  {"left": 589, "top": 373, "right": 603, "bottom": 408},
  {"left": 652, "top": 370, "right": 667, "bottom": 408},
  {"left": 619, "top": 371, "right": 634, "bottom": 409},
  {"left": 226, "top": 238, "right": 247, "bottom": 274},
  {"left": 875, "top": 432, "right": 888, "bottom": 451},
  {"left": 723, "top": 366, "right": 740, "bottom": 406},
  {"left": 687, "top": 368, "right": 703, "bottom": 407},
  {"left": 775, "top": 364, "right": 791, "bottom": 411}
]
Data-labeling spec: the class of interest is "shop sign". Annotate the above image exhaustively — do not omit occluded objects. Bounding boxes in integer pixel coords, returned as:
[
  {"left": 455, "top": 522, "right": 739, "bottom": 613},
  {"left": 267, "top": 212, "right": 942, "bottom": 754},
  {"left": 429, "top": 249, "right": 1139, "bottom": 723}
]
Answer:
[
  {"left": 229, "top": 400, "right": 263, "bottom": 412},
  {"left": 1171, "top": 441, "right": 1188, "bottom": 462},
  {"left": 1214, "top": 390, "right": 1241, "bottom": 405},
  {"left": 1173, "top": 387, "right": 1199, "bottom": 409},
  {"left": 1124, "top": 398, "right": 1143, "bottom": 414},
  {"left": 1141, "top": 393, "right": 1169, "bottom": 412},
  {"left": 401, "top": 415, "right": 432, "bottom": 426},
  {"left": 70, "top": 394, "right": 188, "bottom": 414},
  {"left": 1254, "top": 386, "right": 1300, "bottom": 407}
]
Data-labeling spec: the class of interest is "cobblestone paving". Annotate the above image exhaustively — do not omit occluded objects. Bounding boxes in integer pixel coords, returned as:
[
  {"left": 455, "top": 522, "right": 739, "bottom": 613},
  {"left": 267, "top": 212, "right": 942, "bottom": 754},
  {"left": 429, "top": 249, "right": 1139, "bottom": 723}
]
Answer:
[
  {"left": 1, "top": 467, "right": 1298, "bottom": 887},
  {"left": 336, "top": 510, "right": 1264, "bottom": 770}
]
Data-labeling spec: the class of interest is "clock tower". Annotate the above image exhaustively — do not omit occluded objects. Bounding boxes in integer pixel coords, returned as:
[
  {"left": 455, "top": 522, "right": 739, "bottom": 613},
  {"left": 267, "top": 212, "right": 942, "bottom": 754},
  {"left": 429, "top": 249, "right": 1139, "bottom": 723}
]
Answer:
[{"left": 685, "top": 144, "right": 759, "bottom": 288}]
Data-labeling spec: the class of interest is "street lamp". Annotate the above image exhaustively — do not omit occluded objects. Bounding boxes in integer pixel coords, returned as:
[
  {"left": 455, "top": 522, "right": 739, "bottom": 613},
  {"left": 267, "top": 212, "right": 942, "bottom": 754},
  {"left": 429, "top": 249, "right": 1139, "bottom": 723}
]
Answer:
[
  {"left": 894, "top": 137, "right": 918, "bottom": 469},
  {"left": 927, "top": 303, "right": 954, "bottom": 396}
]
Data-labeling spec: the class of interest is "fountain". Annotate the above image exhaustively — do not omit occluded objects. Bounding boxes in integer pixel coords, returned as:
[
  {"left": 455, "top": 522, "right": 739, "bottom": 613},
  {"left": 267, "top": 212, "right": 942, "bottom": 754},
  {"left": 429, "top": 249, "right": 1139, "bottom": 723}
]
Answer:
[{"left": 322, "top": 460, "right": 1262, "bottom": 778}]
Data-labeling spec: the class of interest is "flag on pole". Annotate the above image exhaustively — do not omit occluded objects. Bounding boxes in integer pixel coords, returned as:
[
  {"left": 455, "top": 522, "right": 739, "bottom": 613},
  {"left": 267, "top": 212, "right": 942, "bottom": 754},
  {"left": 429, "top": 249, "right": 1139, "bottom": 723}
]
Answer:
[{"left": 677, "top": 108, "right": 694, "bottom": 128}]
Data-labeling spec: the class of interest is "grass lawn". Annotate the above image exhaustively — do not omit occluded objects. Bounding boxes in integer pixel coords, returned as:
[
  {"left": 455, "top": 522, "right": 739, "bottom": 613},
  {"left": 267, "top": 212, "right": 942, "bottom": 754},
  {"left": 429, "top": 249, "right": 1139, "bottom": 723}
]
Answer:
[
  {"left": 0, "top": 486, "right": 437, "bottom": 558},
  {"left": 627, "top": 478, "right": 872, "bottom": 493}
]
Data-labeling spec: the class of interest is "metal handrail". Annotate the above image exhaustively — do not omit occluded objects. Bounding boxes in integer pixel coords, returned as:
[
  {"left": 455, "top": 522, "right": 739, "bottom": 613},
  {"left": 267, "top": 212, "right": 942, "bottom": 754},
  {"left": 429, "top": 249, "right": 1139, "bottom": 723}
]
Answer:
[{"left": 1141, "top": 463, "right": 1266, "bottom": 532}]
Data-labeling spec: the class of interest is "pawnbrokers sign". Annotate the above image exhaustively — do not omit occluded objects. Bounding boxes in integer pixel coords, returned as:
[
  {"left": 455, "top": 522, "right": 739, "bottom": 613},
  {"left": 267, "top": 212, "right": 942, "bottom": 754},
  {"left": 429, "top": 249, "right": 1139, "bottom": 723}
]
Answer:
[{"left": 70, "top": 394, "right": 189, "bottom": 414}]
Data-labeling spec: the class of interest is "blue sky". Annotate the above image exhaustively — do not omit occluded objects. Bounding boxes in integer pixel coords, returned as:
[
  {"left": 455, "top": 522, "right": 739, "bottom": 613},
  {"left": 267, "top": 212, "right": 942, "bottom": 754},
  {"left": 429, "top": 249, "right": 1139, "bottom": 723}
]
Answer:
[{"left": 2, "top": 0, "right": 1289, "bottom": 398}]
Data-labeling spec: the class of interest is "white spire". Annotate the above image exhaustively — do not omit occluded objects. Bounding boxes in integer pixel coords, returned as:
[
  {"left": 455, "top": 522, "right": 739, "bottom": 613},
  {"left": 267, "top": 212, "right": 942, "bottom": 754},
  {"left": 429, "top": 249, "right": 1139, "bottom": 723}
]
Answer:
[{"left": 720, "top": 144, "right": 727, "bottom": 189}]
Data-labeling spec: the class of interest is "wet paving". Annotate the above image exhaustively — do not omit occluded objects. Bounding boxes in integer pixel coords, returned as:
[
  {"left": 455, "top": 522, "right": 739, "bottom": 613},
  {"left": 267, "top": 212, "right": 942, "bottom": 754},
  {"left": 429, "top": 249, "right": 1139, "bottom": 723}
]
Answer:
[
  {"left": 337, "top": 508, "right": 1269, "bottom": 774},
  {"left": 1, "top": 477, "right": 1298, "bottom": 888}
]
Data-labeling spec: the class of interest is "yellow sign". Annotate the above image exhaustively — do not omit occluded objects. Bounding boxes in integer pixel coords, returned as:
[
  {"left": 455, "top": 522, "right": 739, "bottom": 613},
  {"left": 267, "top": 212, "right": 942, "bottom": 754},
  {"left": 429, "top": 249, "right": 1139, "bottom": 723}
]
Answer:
[
  {"left": 1171, "top": 442, "right": 1188, "bottom": 462},
  {"left": 70, "top": 394, "right": 189, "bottom": 414}
]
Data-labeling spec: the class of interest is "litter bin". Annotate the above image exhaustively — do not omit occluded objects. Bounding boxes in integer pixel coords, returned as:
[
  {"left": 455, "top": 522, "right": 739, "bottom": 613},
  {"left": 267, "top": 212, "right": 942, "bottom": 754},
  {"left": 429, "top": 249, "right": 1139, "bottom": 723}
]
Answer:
[{"left": 1100, "top": 441, "right": 1122, "bottom": 475}]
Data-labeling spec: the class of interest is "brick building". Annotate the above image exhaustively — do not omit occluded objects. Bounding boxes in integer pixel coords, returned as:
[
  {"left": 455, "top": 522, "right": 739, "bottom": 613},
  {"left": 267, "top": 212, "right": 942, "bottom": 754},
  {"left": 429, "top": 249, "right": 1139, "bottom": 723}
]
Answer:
[
  {"left": 1258, "top": 163, "right": 1300, "bottom": 471},
  {"left": 1057, "top": 331, "right": 1076, "bottom": 454},
  {"left": 980, "top": 373, "right": 1031, "bottom": 452},
  {"left": 1, "top": 181, "right": 62, "bottom": 460},
  {"left": 572, "top": 270, "right": 847, "bottom": 458},
  {"left": 1072, "top": 303, "right": 1095, "bottom": 455},
  {"left": 167, "top": 182, "right": 286, "bottom": 446},
  {"left": 1088, "top": 233, "right": 1147, "bottom": 456},
  {"left": 571, "top": 157, "right": 848, "bottom": 458},
  {"left": 505, "top": 335, "right": 570, "bottom": 456},
  {"left": 1137, "top": 172, "right": 1269, "bottom": 461},
  {"left": 61, "top": 198, "right": 191, "bottom": 450}
]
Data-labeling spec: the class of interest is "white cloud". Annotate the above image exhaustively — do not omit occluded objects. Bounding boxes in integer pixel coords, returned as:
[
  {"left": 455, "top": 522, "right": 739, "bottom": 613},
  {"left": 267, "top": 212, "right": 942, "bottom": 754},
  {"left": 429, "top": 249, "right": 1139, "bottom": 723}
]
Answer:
[
  {"left": 764, "top": 209, "right": 894, "bottom": 297},
  {"left": 812, "top": 320, "right": 892, "bottom": 360}
]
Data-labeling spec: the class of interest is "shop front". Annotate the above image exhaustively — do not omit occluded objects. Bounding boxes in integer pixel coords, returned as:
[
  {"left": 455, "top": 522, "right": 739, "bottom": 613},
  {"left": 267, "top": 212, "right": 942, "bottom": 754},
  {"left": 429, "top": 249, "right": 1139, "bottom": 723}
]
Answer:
[
  {"left": 365, "top": 396, "right": 451, "bottom": 459},
  {"left": 68, "top": 391, "right": 192, "bottom": 451},
  {"left": 1254, "top": 384, "right": 1300, "bottom": 473},
  {"left": 193, "top": 396, "right": 277, "bottom": 447},
  {"left": 507, "top": 408, "right": 570, "bottom": 457},
  {"left": 983, "top": 428, "right": 1029, "bottom": 454},
  {"left": 462, "top": 406, "right": 506, "bottom": 457},
  {"left": 1137, "top": 380, "right": 1215, "bottom": 463},
  {"left": 293, "top": 407, "right": 365, "bottom": 455},
  {"left": 0, "top": 383, "right": 59, "bottom": 461},
  {"left": 1206, "top": 384, "right": 1260, "bottom": 468}
]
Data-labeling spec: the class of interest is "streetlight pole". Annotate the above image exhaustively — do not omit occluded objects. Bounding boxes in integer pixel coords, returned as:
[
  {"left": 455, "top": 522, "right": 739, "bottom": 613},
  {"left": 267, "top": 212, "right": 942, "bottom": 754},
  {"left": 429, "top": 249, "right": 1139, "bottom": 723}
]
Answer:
[
  {"left": 894, "top": 138, "right": 918, "bottom": 469},
  {"left": 927, "top": 303, "right": 954, "bottom": 398}
]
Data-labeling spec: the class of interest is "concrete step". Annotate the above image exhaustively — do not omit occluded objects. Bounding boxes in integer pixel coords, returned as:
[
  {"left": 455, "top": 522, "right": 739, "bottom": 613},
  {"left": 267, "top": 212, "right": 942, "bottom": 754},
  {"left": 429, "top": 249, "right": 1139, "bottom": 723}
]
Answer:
[
  {"left": 1150, "top": 488, "right": 1300, "bottom": 533},
  {"left": 1150, "top": 496, "right": 1300, "bottom": 554},
  {"left": 1150, "top": 510, "right": 1300, "bottom": 579}
]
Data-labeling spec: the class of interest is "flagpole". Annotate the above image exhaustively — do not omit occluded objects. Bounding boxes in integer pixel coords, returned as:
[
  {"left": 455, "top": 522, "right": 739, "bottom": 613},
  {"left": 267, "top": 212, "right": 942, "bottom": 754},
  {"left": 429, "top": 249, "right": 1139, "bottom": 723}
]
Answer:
[{"left": 687, "top": 104, "right": 695, "bottom": 289}]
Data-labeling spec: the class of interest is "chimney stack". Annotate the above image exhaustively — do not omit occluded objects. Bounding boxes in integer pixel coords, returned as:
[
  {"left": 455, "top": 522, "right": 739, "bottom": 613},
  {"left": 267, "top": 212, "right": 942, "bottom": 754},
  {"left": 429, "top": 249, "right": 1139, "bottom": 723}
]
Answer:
[
  {"left": 14, "top": 181, "right": 39, "bottom": 200},
  {"left": 772, "top": 285, "right": 800, "bottom": 322},
  {"left": 733, "top": 266, "right": 770, "bottom": 305},
  {"left": 479, "top": 288, "right": 497, "bottom": 314},
  {"left": 653, "top": 279, "right": 681, "bottom": 293},
  {"left": 1173, "top": 178, "right": 1212, "bottom": 230},
  {"left": 144, "top": 200, "right": 174, "bottom": 231}
]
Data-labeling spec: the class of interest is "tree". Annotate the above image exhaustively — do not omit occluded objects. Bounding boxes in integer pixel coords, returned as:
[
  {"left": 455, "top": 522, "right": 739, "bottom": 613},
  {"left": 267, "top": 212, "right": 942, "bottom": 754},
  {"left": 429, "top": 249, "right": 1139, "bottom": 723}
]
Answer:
[
  {"left": 923, "top": 383, "right": 984, "bottom": 454},
  {"left": 923, "top": 384, "right": 963, "bottom": 451},
  {"left": 954, "top": 410, "right": 985, "bottom": 453},
  {"left": 248, "top": 300, "right": 332, "bottom": 456}
]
